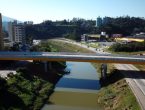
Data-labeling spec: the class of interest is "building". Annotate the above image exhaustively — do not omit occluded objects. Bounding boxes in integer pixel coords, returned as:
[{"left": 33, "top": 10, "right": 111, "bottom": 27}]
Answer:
[
  {"left": 24, "top": 21, "right": 33, "bottom": 25},
  {"left": 0, "top": 13, "right": 4, "bottom": 50},
  {"left": 33, "top": 40, "right": 41, "bottom": 45},
  {"left": 81, "top": 34, "right": 101, "bottom": 42},
  {"left": 7, "top": 22, "right": 13, "bottom": 46},
  {"left": 96, "top": 16, "right": 111, "bottom": 27},
  {"left": 96, "top": 16, "right": 102, "bottom": 27},
  {"left": 115, "top": 37, "right": 144, "bottom": 43},
  {"left": 13, "top": 23, "right": 25, "bottom": 44},
  {"left": 112, "top": 34, "right": 123, "bottom": 38},
  {"left": 103, "top": 17, "right": 110, "bottom": 25}
]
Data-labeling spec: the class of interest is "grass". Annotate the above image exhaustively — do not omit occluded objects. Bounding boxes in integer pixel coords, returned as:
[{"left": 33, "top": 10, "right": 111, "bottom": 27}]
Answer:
[
  {"left": 134, "top": 64, "right": 145, "bottom": 71},
  {"left": 81, "top": 42, "right": 99, "bottom": 48},
  {"left": 47, "top": 39, "right": 94, "bottom": 53},
  {"left": 97, "top": 70, "right": 141, "bottom": 110},
  {"left": 88, "top": 42, "right": 99, "bottom": 48}
]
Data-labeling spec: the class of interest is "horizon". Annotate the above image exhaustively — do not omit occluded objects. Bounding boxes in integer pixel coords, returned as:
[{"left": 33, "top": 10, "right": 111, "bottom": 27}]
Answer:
[
  {"left": 0, "top": 0, "right": 145, "bottom": 24},
  {"left": 2, "top": 14, "right": 145, "bottom": 24}
]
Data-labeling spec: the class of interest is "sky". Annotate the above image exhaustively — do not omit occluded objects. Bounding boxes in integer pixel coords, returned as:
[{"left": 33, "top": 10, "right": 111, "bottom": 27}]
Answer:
[{"left": 0, "top": 0, "right": 145, "bottom": 24}]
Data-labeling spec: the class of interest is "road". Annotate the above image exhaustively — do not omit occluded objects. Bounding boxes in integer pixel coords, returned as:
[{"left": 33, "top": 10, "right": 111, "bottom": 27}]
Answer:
[
  {"left": 56, "top": 38, "right": 145, "bottom": 110},
  {"left": 0, "top": 70, "right": 16, "bottom": 78},
  {"left": 115, "top": 64, "right": 145, "bottom": 110}
]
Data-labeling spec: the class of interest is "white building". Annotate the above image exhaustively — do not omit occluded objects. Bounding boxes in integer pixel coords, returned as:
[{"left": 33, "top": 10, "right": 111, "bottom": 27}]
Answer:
[{"left": 33, "top": 40, "right": 41, "bottom": 45}]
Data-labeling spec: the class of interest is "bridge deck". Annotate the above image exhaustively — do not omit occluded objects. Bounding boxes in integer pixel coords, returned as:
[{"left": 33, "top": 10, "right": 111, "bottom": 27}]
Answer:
[{"left": 0, "top": 52, "right": 145, "bottom": 64}]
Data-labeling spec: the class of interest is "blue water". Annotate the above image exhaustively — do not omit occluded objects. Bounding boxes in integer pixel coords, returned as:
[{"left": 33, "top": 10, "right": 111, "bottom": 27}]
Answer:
[
  {"left": 56, "top": 62, "right": 100, "bottom": 90},
  {"left": 56, "top": 78, "right": 100, "bottom": 90}
]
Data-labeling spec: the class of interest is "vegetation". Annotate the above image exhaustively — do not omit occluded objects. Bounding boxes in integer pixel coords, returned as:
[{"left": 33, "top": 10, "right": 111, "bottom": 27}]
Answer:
[
  {"left": 25, "top": 16, "right": 145, "bottom": 43},
  {"left": 25, "top": 18, "right": 96, "bottom": 41},
  {"left": 97, "top": 70, "right": 141, "bottom": 110},
  {"left": 0, "top": 60, "right": 67, "bottom": 110},
  {"left": 100, "top": 16, "right": 145, "bottom": 36},
  {"left": 47, "top": 39, "right": 94, "bottom": 53},
  {"left": 0, "top": 68, "right": 53, "bottom": 110},
  {"left": 94, "top": 63, "right": 141, "bottom": 110},
  {"left": 109, "top": 41, "right": 145, "bottom": 52},
  {"left": 134, "top": 64, "right": 145, "bottom": 71},
  {"left": 0, "top": 41, "right": 67, "bottom": 110}
]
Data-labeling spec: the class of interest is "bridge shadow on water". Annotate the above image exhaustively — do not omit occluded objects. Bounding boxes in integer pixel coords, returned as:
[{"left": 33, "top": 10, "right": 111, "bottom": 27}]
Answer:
[
  {"left": 100, "top": 69, "right": 145, "bottom": 87},
  {"left": 26, "top": 62, "right": 68, "bottom": 85}
]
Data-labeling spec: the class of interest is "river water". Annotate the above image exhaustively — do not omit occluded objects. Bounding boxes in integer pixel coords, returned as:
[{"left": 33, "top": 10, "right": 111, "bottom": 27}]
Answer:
[{"left": 42, "top": 62, "right": 103, "bottom": 110}]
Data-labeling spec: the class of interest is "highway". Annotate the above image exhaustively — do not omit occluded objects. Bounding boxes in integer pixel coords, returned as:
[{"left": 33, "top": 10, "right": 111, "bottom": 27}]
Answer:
[{"left": 0, "top": 52, "right": 145, "bottom": 64}]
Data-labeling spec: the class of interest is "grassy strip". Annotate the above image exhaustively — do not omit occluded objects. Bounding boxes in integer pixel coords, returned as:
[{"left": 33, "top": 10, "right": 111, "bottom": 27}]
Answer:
[
  {"left": 97, "top": 70, "right": 141, "bottom": 110},
  {"left": 134, "top": 64, "right": 145, "bottom": 71},
  {"left": 47, "top": 39, "right": 94, "bottom": 53}
]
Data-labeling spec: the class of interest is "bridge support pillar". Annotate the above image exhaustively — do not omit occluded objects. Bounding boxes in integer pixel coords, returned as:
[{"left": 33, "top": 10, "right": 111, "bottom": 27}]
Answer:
[
  {"left": 101, "top": 64, "right": 107, "bottom": 79},
  {"left": 44, "top": 61, "right": 48, "bottom": 72},
  {"left": 48, "top": 62, "right": 52, "bottom": 70},
  {"left": 44, "top": 61, "right": 52, "bottom": 72}
]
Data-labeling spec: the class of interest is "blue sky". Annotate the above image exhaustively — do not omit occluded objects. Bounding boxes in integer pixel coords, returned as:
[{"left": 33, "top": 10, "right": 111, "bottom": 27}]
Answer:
[{"left": 0, "top": 0, "right": 145, "bottom": 23}]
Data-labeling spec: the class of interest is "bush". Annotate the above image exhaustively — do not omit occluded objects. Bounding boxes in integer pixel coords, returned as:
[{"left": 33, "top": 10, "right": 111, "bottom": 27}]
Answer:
[
  {"left": 109, "top": 41, "right": 145, "bottom": 52},
  {"left": 33, "top": 97, "right": 44, "bottom": 110},
  {"left": 16, "top": 67, "right": 33, "bottom": 81},
  {"left": 0, "top": 77, "right": 8, "bottom": 91}
]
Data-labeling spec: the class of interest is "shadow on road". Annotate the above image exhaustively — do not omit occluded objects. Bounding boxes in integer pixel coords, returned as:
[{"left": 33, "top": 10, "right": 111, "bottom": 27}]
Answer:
[{"left": 100, "top": 69, "right": 145, "bottom": 87}]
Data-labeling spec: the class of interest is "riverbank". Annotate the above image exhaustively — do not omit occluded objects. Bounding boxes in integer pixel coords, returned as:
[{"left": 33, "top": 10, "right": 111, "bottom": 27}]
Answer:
[
  {"left": 47, "top": 39, "right": 141, "bottom": 110},
  {"left": 0, "top": 65, "right": 54, "bottom": 110},
  {"left": 0, "top": 60, "right": 67, "bottom": 110}
]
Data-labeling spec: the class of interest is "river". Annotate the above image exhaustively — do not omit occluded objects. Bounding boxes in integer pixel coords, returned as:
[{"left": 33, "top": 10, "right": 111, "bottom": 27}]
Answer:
[{"left": 42, "top": 62, "right": 103, "bottom": 110}]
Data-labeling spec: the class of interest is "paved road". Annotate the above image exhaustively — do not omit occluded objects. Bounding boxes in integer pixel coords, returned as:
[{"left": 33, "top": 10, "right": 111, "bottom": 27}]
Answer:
[
  {"left": 115, "top": 64, "right": 145, "bottom": 110},
  {"left": 0, "top": 70, "right": 16, "bottom": 78},
  {"left": 57, "top": 38, "right": 145, "bottom": 110}
]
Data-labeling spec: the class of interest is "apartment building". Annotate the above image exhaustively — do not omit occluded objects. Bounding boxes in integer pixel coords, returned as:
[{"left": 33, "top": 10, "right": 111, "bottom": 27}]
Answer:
[{"left": 13, "top": 23, "right": 25, "bottom": 44}]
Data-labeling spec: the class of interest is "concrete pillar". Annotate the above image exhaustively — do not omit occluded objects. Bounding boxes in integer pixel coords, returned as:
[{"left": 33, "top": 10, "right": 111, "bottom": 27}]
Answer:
[
  {"left": 44, "top": 61, "right": 52, "bottom": 72},
  {"left": 44, "top": 61, "right": 48, "bottom": 72},
  {"left": 101, "top": 64, "right": 107, "bottom": 79},
  {"left": 48, "top": 62, "right": 52, "bottom": 70}
]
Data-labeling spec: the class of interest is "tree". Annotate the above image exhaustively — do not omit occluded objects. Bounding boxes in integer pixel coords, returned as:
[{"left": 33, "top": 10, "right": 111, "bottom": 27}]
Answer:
[
  {"left": 0, "top": 77, "right": 7, "bottom": 92},
  {"left": 10, "top": 43, "right": 20, "bottom": 51}
]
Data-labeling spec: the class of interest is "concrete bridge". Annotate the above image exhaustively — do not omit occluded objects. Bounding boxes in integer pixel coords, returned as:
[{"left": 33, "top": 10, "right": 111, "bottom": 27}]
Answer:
[{"left": 0, "top": 52, "right": 145, "bottom": 64}]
